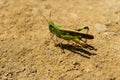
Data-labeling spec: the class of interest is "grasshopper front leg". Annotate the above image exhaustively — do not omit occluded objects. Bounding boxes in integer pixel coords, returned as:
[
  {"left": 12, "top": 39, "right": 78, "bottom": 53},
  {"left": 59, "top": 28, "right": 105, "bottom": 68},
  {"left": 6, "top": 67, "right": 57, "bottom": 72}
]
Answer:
[
  {"left": 50, "top": 33, "right": 57, "bottom": 45},
  {"left": 50, "top": 33, "right": 62, "bottom": 47}
]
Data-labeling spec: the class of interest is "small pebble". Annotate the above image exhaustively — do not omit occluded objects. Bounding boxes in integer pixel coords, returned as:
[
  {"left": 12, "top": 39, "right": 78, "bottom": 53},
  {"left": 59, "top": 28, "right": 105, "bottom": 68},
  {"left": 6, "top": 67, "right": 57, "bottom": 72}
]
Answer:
[
  {"left": 48, "top": 51, "right": 54, "bottom": 55},
  {"left": 44, "top": 39, "right": 50, "bottom": 46},
  {"left": 72, "top": 61, "right": 79, "bottom": 65},
  {"left": 19, "top": 72, "right": 27, "bottom": 78},
  {"left": 95, "top": 23, "right": 108, "bottom": 32}
]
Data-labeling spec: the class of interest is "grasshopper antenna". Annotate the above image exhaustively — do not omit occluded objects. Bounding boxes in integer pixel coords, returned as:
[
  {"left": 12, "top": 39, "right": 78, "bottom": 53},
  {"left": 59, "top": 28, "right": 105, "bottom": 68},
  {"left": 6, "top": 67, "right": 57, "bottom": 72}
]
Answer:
[
  {"left": 49, "top": 10, "right": 52, "bottom": 22},
  {"left": 41, "top": 11, "right": 52, "bottom": 24},
  {"left": 42, "top": 15, "right": 49, "bottom": 24}
]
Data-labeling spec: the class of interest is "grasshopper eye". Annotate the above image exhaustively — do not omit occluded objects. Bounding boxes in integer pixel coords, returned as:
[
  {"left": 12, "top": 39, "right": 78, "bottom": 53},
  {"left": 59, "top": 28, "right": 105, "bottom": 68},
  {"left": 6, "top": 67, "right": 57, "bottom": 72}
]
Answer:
[{"left": 49, "top": 25, "right": 54, "bottom": 28}]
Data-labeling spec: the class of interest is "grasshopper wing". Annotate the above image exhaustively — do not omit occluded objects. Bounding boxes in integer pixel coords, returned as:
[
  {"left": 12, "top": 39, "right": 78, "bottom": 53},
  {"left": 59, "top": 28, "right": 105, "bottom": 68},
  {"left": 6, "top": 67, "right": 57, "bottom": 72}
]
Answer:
[{"left": 59, "top": 28, "right": 94, "bottom": 39}]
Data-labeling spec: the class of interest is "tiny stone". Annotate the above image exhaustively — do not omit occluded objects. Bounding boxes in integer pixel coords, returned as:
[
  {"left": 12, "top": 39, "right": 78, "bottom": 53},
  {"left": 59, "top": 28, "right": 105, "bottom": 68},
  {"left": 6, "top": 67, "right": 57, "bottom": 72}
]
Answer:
[
  {"left": 2, "top": 75, "right": 7, "bottom": 80},
  {"left": 44, "top": 39, "right": 50, "bottom": 46},
  {"left": 19, "top": 72, "right": 27, "bottom": 78},
  {"left": 72, "top": 61, "right": 79, "bottom": 65},
  {"left": 95, "top": 23, "right": 108, "bottom": 32},
  {"left": 48, "top": 51, "right": 54, "bottom": 55},
  {"left": 48, "top": 69, "right": 51, "bottom": 71}
]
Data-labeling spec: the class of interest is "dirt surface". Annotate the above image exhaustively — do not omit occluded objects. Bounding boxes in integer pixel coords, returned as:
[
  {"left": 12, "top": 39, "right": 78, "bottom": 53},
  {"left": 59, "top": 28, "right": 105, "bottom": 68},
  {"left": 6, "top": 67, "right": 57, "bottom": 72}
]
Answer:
[{"left": 0, "top": 0, "right": 120, "bottom": 80}]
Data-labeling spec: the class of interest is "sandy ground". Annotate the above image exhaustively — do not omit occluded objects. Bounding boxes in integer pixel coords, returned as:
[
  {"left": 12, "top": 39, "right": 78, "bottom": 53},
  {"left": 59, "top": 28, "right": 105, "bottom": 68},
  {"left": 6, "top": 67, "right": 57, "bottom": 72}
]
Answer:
[{"left": 0, "top": 0, "right": 120, "bottom": 80}]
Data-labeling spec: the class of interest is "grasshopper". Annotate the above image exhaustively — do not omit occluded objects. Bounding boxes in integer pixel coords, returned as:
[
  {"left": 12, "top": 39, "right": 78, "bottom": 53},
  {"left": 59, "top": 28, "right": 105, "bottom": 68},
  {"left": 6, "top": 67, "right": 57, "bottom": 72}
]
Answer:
[{"left": 42, "top": 13, "right": 94, "bottom": 47}]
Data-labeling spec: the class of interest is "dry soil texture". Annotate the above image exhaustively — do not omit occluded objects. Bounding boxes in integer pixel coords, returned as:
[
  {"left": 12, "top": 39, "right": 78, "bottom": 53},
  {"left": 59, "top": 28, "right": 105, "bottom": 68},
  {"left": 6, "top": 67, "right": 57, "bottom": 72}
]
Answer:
[{"left": 0, "top": 0, "right": 120, "bottom": 80}]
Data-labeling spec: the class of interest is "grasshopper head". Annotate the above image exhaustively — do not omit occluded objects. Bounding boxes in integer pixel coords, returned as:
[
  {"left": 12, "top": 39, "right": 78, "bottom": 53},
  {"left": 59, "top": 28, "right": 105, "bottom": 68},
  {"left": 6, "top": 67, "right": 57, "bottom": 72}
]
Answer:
[
  {"left": 49, "top": 22, "right": 61, "bottom": 29},
  {"left": 49, "top": 22, "right": 61, "bottom": 34},
  {"left": 49, "top": 22, "right": 56, "bottom": 30},
  {"left": 49, "top": 22, "right": 55, "bottom": 27},
  {"left": 49, "top": 22, "right": 56, "bottom": 33}
]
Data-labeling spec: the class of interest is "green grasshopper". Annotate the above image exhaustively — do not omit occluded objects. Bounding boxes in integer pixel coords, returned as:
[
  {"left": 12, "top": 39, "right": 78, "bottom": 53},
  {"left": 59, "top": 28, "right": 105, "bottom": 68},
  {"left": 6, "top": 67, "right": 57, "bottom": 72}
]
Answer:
[{"left": 42, "top": 13, "right": 94, "bottom": 47}]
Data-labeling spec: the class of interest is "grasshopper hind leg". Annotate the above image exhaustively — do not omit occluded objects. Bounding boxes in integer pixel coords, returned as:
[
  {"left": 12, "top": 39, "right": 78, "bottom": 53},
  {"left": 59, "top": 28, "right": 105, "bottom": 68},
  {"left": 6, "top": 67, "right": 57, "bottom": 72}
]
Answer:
[
  {"left": 81, "top": 26, "right": 89, "bottom": 43},
  {"left": 73, "top": 38, "right": 87, "bottom": 47},
  {"left": 75, "top": 26, "right": 89, "bottom": 32},
  {"left": 75, "top": 26, "right": 89, "bottom": 43}
]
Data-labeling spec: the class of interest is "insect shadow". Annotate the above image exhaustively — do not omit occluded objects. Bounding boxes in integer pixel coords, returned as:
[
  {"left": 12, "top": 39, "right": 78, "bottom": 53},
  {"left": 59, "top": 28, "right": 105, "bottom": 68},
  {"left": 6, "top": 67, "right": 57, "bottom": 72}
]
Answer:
[{"left": 55, "top": 43, "right": 97, "bottom": 59}]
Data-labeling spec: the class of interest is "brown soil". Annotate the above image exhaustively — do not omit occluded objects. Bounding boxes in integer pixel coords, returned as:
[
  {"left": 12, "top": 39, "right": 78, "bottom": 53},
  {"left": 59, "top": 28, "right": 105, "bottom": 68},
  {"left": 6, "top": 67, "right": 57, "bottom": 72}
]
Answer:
[{"left": 0, "top": 0, "right": 120, "bottom": 80}]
